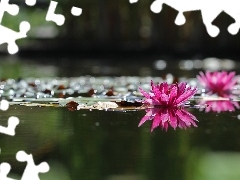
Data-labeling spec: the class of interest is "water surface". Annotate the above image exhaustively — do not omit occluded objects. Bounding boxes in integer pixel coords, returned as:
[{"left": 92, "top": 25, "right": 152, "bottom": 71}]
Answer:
[{"left": 1, "top": 58, "right": 240, "bottom": 180}]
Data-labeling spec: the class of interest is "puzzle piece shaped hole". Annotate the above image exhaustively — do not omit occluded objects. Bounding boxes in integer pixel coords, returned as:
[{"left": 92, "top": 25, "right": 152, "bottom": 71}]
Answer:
[
  {"left": 0, "top": 162, "right": 15, "bottom": 180},
  {"left": 71, "top": 7, "right": 82, "bottom": 16},
  {"left": 46, "top": 1, "right": 65, "bottom": 26},
  {"left": 16, "top": 151, "right": 50, "bottom": 179},
  {"left": 0, "top": 116, "right": 19, "bottom": 136}
]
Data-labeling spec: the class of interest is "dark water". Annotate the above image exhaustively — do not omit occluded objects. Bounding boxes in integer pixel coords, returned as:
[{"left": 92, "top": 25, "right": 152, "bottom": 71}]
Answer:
[
  {"left": 1, "top": 57, "right": 240, "bottom": 180},
  {"left": 1, "top": 104, "right": 240, "bottom": 180}
]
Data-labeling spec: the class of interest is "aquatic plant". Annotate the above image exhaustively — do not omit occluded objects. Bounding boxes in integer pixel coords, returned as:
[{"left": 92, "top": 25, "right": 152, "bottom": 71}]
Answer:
[
  {"left": 139, "top": 81, "right": 197, "bottom": 107},
  {"left": 138, "top": 81, "right": 198, "bottom": 131},
  {"left": 139, "top": 107, "right": 198, "bottom": 131},
  {"left": 197, "top": 71, "right": 237, "bottom": 97}
]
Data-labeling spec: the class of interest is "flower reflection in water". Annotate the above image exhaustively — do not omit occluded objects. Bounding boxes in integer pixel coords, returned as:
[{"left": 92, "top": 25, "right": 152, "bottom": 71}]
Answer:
[
  {"left": 139, "top": 81, "right": 198, "bottom": 131},
  {"left": 199, "top": 99, "right": 240, "bottom": 113},
  {"left": 197, "top": 71, "right": 240, "bottom": 112},
  {"left": 139, "top": 107, "right": 198, "bottom": 132}
]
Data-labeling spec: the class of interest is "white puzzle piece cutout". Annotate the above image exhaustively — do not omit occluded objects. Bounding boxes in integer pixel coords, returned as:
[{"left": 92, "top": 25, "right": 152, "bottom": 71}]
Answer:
[
  {"left": 129, "top": 0, "right": 138, "bottom": 4},
  {"left": 0, "top": 151, "right": 50, "bottom": 180},
  {"left": 0, "top": 100, "right": 9, "bottom": 111},
  {"left": 25, "top": 0, "right": 37, "bottom": 6},
  {"left": 150, "top": 0, "right": 240, "bottom": 37},
  {"left": 46, "top": 1, "right": 65, "bottom": 26},
  {"left": 16, "top": 151, "right": 50, "bottom": 180},
  {"left": 0, "top": 162, "right": 16, "bottom": 180},
  {"left": 71, "top": 6, "right": 82, "bottom": 16},
  {"left": 0, "top": 116, "right": 19, "bottom": 136},
  {"left": 0, "top": 0, "right": 30, "bottom": 54},
  {"left": 0, "top": 0, "right": 19, "bottom": 22},
  {"left": 0, "top": 21, "right": 30, "bottom": 54}
]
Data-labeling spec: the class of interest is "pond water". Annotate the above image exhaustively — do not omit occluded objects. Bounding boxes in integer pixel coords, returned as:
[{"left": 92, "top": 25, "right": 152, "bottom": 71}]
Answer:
[{"left": 1, "top": 57, "right": 240, "bottom": 180}]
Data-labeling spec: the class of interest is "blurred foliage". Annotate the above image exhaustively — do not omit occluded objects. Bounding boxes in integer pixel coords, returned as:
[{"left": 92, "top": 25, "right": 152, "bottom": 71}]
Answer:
[
  {"left": 1, "top": 0, "right": 240, "bottom": 54},
  {"left": 0, "top": 58, "right": 58, "bottom": 78}
]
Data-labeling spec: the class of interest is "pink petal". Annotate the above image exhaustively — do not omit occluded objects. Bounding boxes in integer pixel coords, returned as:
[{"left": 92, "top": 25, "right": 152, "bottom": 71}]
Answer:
[
  {"left": 178, "top": 120, "right": 188, "bottom": 129},
  {"left": 139, "top": 87, "right": 150, "bottom": 99},
  {"left": 160, "top": 108, "right": 170, "bottom": 125},
  {"left": 138, "top": 109, "right": 154, "bottom": 127},
  {"left": 168, "top": 85, "right": 178, "bottom": 104},
  {"left": 176, "top": 109, "right": 197, "bottom": 127},
  {"left": 159, "top": 82, "right": 169, "bottom": 94},
  {"left": 151, "top": 112, "right": 161, "bottom": 132},
  {"left": 180, "top": 108, "right": 198, "bottom": 122},
  {"left": 168, "top": 109, "right": 178, "bottom": 129},
  {"left": 177, "top": 82, "right": 188, "bottom": 96},
  {"left": 159, "top": 93, "right": 170, "bottom": 103},
  {"left": 175, "top": 87, "right": 197, "bottom": 105},
  {"left": 151, "top": 82, "right": 162, "bottom": 100},
  {"left": 162, "top": 121, "right": 169, "bottom": 131}
]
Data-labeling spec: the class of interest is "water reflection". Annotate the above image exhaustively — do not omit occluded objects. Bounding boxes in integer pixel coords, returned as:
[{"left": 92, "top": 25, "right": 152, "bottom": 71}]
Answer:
[
  {"left": 139, "top": 107, "right": 198, "bottom": 132},
  {"left": 196, "top": 70, "right": 240, "bottom": 113},
  {"left": 199, "top": 99, "right": 240, "bottom": 113}
]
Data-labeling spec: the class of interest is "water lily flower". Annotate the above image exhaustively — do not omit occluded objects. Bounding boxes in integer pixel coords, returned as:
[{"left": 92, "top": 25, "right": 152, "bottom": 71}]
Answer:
[
  {"left": 138, "top": 81, "right": 198, "bottom": 131},
  {"left": 139, "top": 81, "right": 197, "bottom": 107},
  {"left": 139, "top": 107, "right": 198, "bottom": 131},
  {"left": 197, "top": 71, "right": 237, "bottom": 97}
]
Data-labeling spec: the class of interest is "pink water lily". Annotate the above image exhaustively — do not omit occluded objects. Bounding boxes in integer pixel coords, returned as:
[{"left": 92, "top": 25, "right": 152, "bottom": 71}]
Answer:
[
  {"left": 139, "top": 107, "right": 198, "bottom": 132},
  {"left": 197, "top": 71, "right": 237, "bottom": 97},
  {"left": 139, "top": 81, "right": 197, "bottom": 107}
]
